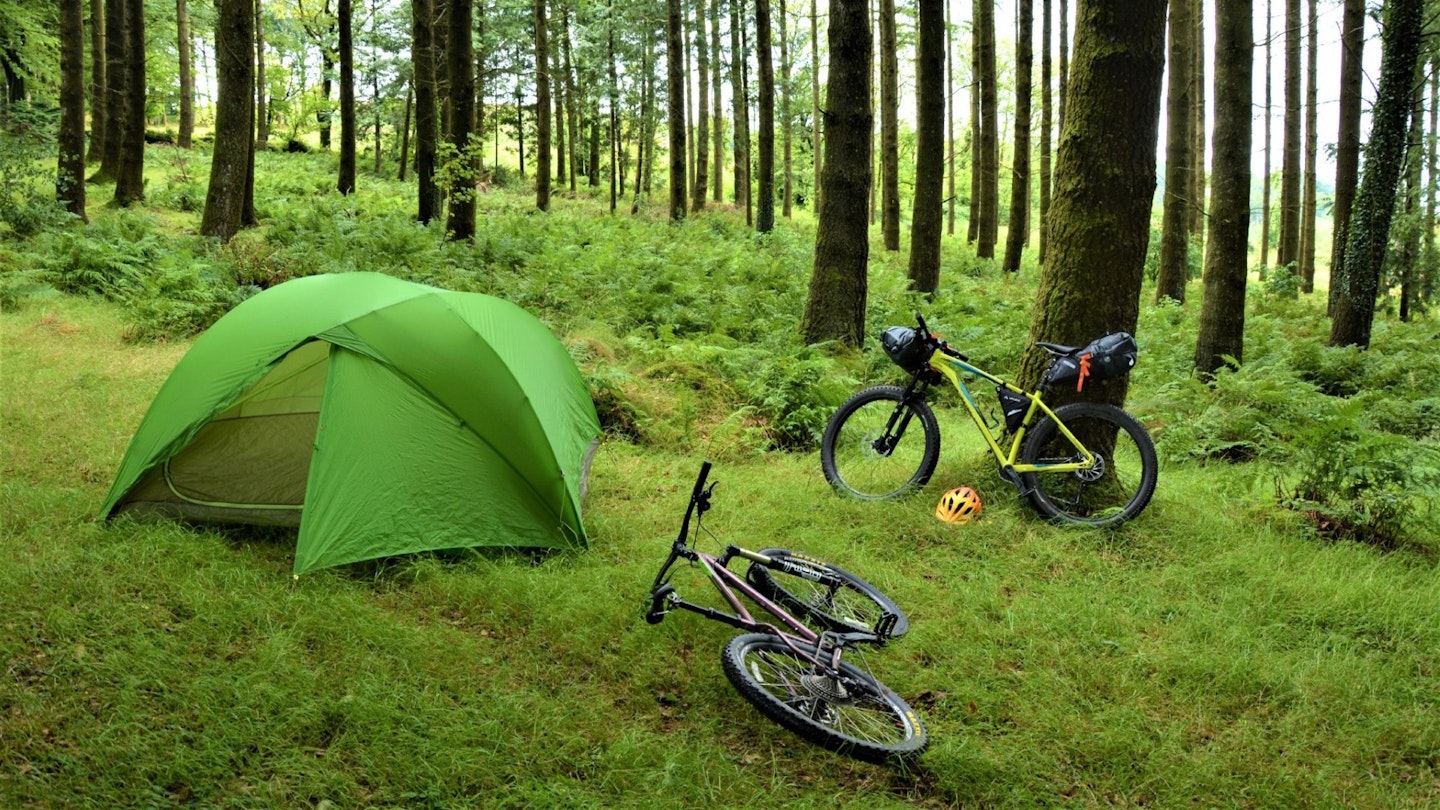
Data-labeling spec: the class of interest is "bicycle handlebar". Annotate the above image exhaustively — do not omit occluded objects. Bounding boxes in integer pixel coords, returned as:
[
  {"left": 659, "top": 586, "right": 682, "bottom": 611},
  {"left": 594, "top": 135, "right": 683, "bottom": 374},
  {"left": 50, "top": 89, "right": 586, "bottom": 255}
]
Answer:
[
  {"left": 675, "top": 460, "right": 714, "bottom": 547},
  {"left": 914, "top": 312, "right": 967, "bottom": 362}
]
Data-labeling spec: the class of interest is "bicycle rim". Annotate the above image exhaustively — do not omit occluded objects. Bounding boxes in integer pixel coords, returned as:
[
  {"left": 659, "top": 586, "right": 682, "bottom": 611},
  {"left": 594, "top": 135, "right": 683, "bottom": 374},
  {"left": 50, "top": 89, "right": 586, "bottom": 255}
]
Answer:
[
  {"left": 722, "top": 634, "right": 926, "bottom": 764},
  {"left": 1021, "top": 403, "right": 1157, "bottom": 526},
  {"left": 822, "top": 388, "right": 939, "bottom": 500}
]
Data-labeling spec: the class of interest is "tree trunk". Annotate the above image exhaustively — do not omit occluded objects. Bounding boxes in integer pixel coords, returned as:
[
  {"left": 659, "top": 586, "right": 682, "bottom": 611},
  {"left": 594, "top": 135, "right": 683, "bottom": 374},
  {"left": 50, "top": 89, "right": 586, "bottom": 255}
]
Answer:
[
  {"left": 413, "top": 0, "right": 439, "bottom": 222},
  {"left": 1259, "top": 0, "right": 1272, "bottom": 270},
  {"left": 878, "top": 0, "right": 899, "bottom": 250},
  {"left": 1194, "top": 0, "right": 1252, "bottom": 377},
  {"left": 1001, "top": 0, "right": 1034, "bottom": 272},
  {"left": 755, "top": 0, "right": 775, "bottom": 232},
  {"left": 1155, "top": 0, "right": 1193, "bottom": 303},
  {"left": 113, "top": 0, "right": 146, "bottom": 206},
  {"left": 255, "top": 1, "right": 268, "bottom": 149},
  {"left": 177, "top": 0, "right": 193, "bottom": 148},
  {"left": 906, "top": 0, "right": 944, "bottom": 292},
  {"left": 1275, "top": 0, "right": 1300, "bottom": 269},
  {"left": 1298, "top": 0, "right": 1317, "bottom": 292},
  {"left": 1188, "top": 0, "right": 1205, "bottom": 239},
  {"left": 201, "top": 0, "right": 255, "bottom": 242},
  {"left": 87, "top": 0, "right": 105, "bottom": 164},
  {"left": 802, "top": 0, "right": 871, "bottom": 347},
  {"left": 976, "top": 0, "right": 999, "bottom": 259},
  {"left": 1328, "top": 0, "right": 1362, "bottom": 313},
  {"left": 96, "top": 0, "right": 127, "bottom": 184},
  {"left": 713, "top": 0, "right": 725, "bottom": 202},
  {"left": 338, "top": 0, "right": 356, "bottom": 194},
  {"left": 731, "top": 0, "right": 750, "bottom": 215},
  {"left": 446, "top": 0, "right": 475, "bottom": 238},
  {"left": 59, "top": 0, "right": 88, "bottom": 221},
  {"left": 1426, "top": 57, "right": 1438, "bottom": 308},
  {"left": 967, "top": 4, "right": 980, "bottom": 245},
  {"left": 1329, "top": 0, "right": 1424, "bottom": 348},
  {"left": 563, "top": 3, "right": 579, "bottom": 192},
  {"left": 1038, "top": 0, "right": 1051, "bottom": 260},
  {"left": 1018, "top": 0, "right": 1166, "bottom": 404},
  {"left": 666, "top": 0, "right": 687, "bottom": 220},
  {"left": 608, "top": 0, "right": 618, "bottom": 210},
  {"left": 321, "top": 49, "right": 334, "bottom": 150},
  {"left": 553, "top": 21, "right": 566, "bottom": 187},
  {"left": 693, "top": 0, "right": 711, "bottom": 211},
  {"left": 1397, "top": 78, "right": 1423, "bottom": 322},
  {"left": 779, "top": 0, "right": 791, "bottom": 217},
  {"left": 946, "top": 0, "right": 955, "bottom": 236},
  {"left": 808, "top": 0, "right": 818, "bottom": 211},
  {"left": 536, "top": 0, "right": 552, "bottom": 211}
]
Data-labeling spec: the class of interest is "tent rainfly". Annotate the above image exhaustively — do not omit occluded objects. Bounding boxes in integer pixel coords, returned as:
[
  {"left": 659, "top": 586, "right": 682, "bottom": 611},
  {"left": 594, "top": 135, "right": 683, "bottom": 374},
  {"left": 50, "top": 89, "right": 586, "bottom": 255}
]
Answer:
[{"left": 100, "top": 272, "right": 602, "bottom": 575}]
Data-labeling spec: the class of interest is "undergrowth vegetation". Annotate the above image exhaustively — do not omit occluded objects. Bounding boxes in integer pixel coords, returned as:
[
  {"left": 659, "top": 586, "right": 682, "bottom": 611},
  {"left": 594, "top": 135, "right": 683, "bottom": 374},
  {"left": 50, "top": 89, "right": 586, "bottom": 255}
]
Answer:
[{"left": 3, "top": 141, "right": 1439, "bottom": 807}]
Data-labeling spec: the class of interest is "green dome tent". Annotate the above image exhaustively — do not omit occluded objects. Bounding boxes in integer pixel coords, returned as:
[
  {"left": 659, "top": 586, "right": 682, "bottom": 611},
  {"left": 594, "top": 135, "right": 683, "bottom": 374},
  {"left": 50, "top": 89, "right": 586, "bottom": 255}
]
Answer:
[{"left": 100, "top": 272, "right": 602, "bottom": 575}]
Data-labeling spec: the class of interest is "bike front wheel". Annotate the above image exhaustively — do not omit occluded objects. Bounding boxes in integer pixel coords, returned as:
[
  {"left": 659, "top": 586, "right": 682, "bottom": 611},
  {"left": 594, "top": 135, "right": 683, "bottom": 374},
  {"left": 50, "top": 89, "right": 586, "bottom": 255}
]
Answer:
[
  {"left": 1019, "top": 401, "right": 1158, "bottom": 526},
  {"left": 820, "top": 385, "right": 940, "bottom": 500},
  {"left": 745, "top": 549, "right": 910, "bottom": 639},
  {"left": 720, "top": 633, "right": 928, "bottom": 765}
]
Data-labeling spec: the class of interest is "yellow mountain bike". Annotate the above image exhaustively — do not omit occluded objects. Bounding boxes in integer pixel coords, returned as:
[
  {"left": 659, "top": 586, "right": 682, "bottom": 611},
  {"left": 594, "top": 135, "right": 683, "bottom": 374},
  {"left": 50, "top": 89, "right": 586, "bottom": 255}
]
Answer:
[{"left": 820, "top": 313, "right": 1158, "bottom": 526}]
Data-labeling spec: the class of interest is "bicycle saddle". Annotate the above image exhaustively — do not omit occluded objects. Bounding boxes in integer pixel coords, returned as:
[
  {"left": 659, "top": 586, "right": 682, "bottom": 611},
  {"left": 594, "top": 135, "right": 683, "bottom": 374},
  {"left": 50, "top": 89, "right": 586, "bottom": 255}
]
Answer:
[{"left": 1035, "top": 341, "right": 1080, "bottom": 356}]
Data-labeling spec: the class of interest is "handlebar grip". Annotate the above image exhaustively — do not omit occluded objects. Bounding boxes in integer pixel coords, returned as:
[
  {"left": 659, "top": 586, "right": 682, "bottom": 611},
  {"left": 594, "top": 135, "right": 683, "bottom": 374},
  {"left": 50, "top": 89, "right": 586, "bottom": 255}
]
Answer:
[
  {"left": 915, "top": 312, "right": 929, "bottom": 335},
  {"left": 690, "top": 460, "right": 713, "bottom": 502}
]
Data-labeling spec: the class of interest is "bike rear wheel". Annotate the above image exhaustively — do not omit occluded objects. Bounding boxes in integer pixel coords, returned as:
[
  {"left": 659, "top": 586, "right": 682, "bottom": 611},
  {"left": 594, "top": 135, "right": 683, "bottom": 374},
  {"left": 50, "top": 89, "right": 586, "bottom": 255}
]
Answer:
[
  {"left": 1019, "top": 401, "right": 1157, "bottom": 526},
  {"left": 745, "top": 549, "right": 909, "bottom": 639},
  {"left": 720, "top": 633, "right": 927, "bottom": 765},
  {"left": 820, "top": 386, "right": 940, "bottom": 500}
]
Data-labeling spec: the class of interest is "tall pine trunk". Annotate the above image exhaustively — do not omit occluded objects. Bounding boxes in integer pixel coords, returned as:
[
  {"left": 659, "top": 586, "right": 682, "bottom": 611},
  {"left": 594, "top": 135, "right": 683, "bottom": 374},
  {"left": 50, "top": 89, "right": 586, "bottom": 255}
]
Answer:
[
  {"left": 1038, "top": 0, "right": 1052, "bottom": 261},
  {"left": 338, "top": 0, "right": 356, "bottom": 194},
  {"left": 255, "top": 2, "right": 268, "bottom": 148},
  {"left": 755, "top": 0, "right": 775, "bottom": 232},
  {"left": 802, "top": 0, "right": 871, "bottom": 346},
  {"left": 1328, "top": 0, "right": 1362, "bottom": 312},
  {"left": 1298, "top": 0, "right": 1317, "bottom": 292},
  {"left": 878, "top": 0, "right": 899, "bottom": 250},
  {"left": 1275, "top": 0, "right": 1301, "bottom": 269},
  {"left": 87, "top": 0, "right": 105, "bottom": 163},
  {"left": 536, "top": 0, "right": 552, "bottom": 211},
  {"left": 113, "top": 0, "right": 146, "bottom": 206},
  {"left": 201, "top": 0, "right": 255, "bottom": 242},
  {"left": 693, "top": 0, "right": 710, "bottom": 210},
  {"left": 906, "top": 0, "right": 944, "bottom": 292},
  {"left": 177, "top": 0, "right": 193, "bottom": 148},
  {"left": 976, "top": 0, "right": 999, "bottom": 259},
  {"left": 445, "top": 0, "right": 476, "bottom": 238},
  {"left": 59, "top": 0, "right": 88, "bottom": 221},
  {"left": 667, "top": 0, "right": 687, "bottom": 220},
  {"left": 1019, "top": 0, "right": 1166, "bottom": 404},
  {"left": 1155, "top": 0, "right": 1193, "bottom": 303},
  {"left": 1001, "top": 0, "right": 1034, "bottom": 272},
  {"left": 1329, "top": 0, "right": 1424, "bottom": 348},
  {"left": 413, "top": 0, "right": 439, "bottom": 222},
  {"left": 1259, "top": 0, "right": 1272, "bottom": 269},
  {"left": 1194, "top": 0, "right": 1252, "bottom": 377}
]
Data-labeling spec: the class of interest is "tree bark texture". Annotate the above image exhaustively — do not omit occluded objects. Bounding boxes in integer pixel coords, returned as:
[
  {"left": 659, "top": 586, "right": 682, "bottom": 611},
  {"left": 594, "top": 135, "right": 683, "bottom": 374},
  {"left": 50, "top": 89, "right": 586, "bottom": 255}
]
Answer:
[
  {"left": 1329, "top": 0, "right": 1424, "bottom": 348},
  {"left": 176, "top": 0, "right": 193, "bottom": 148},
  {"left": 779, "top": 0, "right": 791, "bottom": 217},
  {"left": 906, "top": 0, "right": 945, "bottom": 292},
  {"left": 1187, "top": 0, "right": 1204, "bottom": 238},
  {"left": 666, "top": 0, "right": 687, "bottom": 220},
  {"left": 1194, "top": 0, "right": 1252, "bottom": 377},
  {"left": 1328, "top": 0, "right": 1362, "bottom": 312},
  {"left": 1001, "top": 0, "right": 1034, "bottom": 272},
  {"left": 1019, "top": 0, "right": 1166, "bottom": 404},
  {"left": 693, "top": 0, "right": 710, "bottom": 210},
  {"left": 97, "top": 0, "right": 125, "bottom": 182},
  {"left": 808, "top": 0, "right": 818, "bottom": 211},
  {"left": 255, "top": 1, "right": 268, "bottom": 147},
  {"left": 59, "top": 0, "right": 88, "bottom": 220},
  {"left": 967, "top": 4, "right": 980, "bottom": 245},
  {"left": 1260, "top": 0, "right": 1271, "bottom": 269},
  {"left": 536, "top": 0, "right": 552, "bottom": 211},
  {"left": 976, "top": 0, "right": 999, "bottom": 259},
  {"left": 1038, "top": 0, "right": 1051, "bottom": 261},
  {"left": 413, "top": 0, "right": 439, "bottom": 222},
  {"left": 755, "top": 0, "right": 775, "bottom": 233},
  {"left": 1298, "top": 0, "right": 1317, "bottom": 291},
  {"left": 878, "top": 0, "right": 899, "bottom": 250},
  {"left": 446, "top": 0, "right": 475, "bottom": 238},
  {"left": 338, "top": 0, "right": 356, "bottom": 194},
  {"left": 200, "top": 0, "right": 255, "bottom": 242},
  {"left": 731, "top": 0, "right": 750, "bottom": 214},
  {"left": 802, "top": 0, "right": 871, "bottom": 347},
  {"left": 713, "top": 0, "right": 725, "bottom": 202},
  {"left": 1155, "top": 0, "right": 1193, "bottom": 304},
  {"left": 1275, "top": 0, "right": 1301, "bottom": 269},
  {"left": 87, "top": 0, "right": 105, "bottom": 163},
  {"left": 563, "top": 4, "right": 579, "bottom": 192},
  {"left": 112, "top": 0, "right": 146, "bottom": 206}
]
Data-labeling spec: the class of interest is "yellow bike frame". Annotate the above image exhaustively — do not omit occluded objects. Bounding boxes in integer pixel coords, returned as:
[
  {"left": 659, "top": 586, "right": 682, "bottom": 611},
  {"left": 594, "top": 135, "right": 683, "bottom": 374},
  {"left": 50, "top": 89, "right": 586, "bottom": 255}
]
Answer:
[{"left": 926, "top": 352, "right": 1097, "bottom": 477}]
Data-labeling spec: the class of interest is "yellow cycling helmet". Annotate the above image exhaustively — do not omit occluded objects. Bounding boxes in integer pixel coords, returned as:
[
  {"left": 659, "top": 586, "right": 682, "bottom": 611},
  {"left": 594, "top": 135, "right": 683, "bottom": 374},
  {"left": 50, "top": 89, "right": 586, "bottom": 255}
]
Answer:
[{"left": 935, "top": 486, "right": 982, "bottom": 524}]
